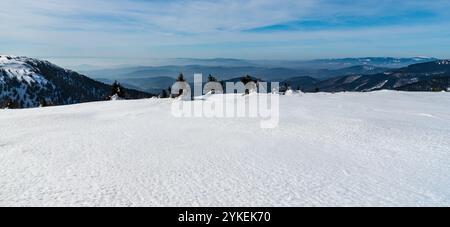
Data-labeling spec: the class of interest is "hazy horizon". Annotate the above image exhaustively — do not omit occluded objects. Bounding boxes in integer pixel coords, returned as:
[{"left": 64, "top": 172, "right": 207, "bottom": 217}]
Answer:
[{"left": 19, "top": 55, "right": 441, "bottom": 69}]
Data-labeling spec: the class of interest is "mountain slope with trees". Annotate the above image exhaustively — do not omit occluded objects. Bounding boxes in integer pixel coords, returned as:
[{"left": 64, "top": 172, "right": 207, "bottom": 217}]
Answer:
[
  {"left": 0, "top": 55, "right": 152, "bottom": 108},
  {"left": 283, "top": 60, "right": 450, "bottom": 92}
]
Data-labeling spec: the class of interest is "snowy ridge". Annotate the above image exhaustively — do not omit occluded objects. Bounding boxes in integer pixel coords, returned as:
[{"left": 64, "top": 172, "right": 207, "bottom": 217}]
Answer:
[
  {"left": 436, "top": 60, "right": 450, "bottom": 65},
  {"left": 0, "top": 55, "right": 56, "bottom": 107},
  {"left": 0, "top": 55, "right": 50, "bottom": 85},
  {"left": 0, "top": 55, "right": 152, "bottom": 108},
  {"left": 293, "top": 59, "right": 450, "bottom": 92},
  {"left": 367, "top": 80, "right": 389, "bottom": 91},
  {"left": 413, "top": 56, "right": 434, "bottom": 61}
]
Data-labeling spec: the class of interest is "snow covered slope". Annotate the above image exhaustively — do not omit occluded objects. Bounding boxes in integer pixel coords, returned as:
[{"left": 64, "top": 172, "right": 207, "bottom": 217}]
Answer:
[
  {"left": 0, "top": 55, "right": 151, "bottom": 108},
  {"left": 0, "top": 91, "right": 449, "bottom": 206}
]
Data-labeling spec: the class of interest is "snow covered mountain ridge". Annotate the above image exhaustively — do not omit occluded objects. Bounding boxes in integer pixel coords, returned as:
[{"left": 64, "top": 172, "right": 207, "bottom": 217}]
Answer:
[
  {"left": 0, "top": 55, "right": 52, "bottom": 86},
  {"left": 0, "top": 55, "right": 152, "bottom": 108},
  {"left": 284, "top": 59, "right": 450, "bottom": 92},
  {"left": 436, "top": 60, "right": 450, "bottom": 65}
]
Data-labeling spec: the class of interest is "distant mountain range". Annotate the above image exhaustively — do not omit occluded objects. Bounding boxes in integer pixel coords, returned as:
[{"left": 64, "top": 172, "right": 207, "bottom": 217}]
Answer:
[
  {"left": 96, "top": 77, "right": 175, "bottom": 94},
  {"left": 89, "top": 67, "right": 358, "bottom": 93},
  {"left": 87, "top": 59, "right": 401, "bottom": 93},
  {"left": 0, "top": 56, "right": 152, "bottom": 108},
  {"left": 93, "top": 59, "right": 449, "bottom": 95},
  {"left": 285, "top": 60, "right": 450, "bottom": 92},
  {"left": 77, "top": 56, "right": 437, "bottom": 71},
  {"left": 303, "top": 57, "right": 438, "bottom": 69}
]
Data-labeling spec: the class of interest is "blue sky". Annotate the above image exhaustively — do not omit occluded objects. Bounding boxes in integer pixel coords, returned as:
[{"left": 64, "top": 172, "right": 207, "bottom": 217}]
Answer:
[{"left": 1, "top": 0, "right": 450, "bottom": 66}]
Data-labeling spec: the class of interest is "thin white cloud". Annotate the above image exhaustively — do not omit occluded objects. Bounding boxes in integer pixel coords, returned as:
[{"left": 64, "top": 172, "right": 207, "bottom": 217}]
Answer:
[{"left": 0, "top": 0, "right": 316, "bottom": 33}]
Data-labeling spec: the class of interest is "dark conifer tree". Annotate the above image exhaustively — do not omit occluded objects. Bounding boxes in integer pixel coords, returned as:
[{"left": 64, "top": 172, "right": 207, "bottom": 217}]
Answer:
[
  {"left": 111, "top": 81, "right": 125, "bottom": 99},
  {"left": 159, "top": 89, "right": 168, "bottom": 98},
  {"left": 175, "top": 73, "right": 188, "bottom": 97},
  {"left": 39, "top": 97, "right": 48, "bottom": 107},
  {"left": 280, "top": 82, "right": 289, "bottom": 93},
  {"left": 240, "top": 75, "right": 253, "bottom": 85},
  {"left": 5, "top": 98, "right": 19, "bottom": 109},
  {"left": 176, "top": 73, "right": 185, "bottom": 82},
  {"left": 207, "top": 74, "right": 217, "bottom": 82}
]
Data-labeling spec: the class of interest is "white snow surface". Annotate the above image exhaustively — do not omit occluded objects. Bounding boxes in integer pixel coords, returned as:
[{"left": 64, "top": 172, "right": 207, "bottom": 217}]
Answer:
[{"left": 0, "top": 91, "right": 449, "bottom": 207}]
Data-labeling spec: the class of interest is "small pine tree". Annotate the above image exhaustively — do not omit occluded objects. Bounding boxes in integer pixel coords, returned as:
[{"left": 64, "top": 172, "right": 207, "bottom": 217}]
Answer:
[
  {"left": 159, "top": 89, "right": 168, "bottom": 98},
  {"left": 176, "top": 73, "right": 185, "bottom": 82},
  {"left": 207, "top": 74, "right": 217, "bottom": 82},
  {"left": 5, "top": 98, "right": 19, "bottom": 109},
  {"left": 39, "top": 97, "right": 48, "bottom": 107},
  {"left": 314, "top": 87, "right": 320, "bottom": 93},
  {"left": 432, "top": 87, "right": 443, "bottom": 92},
  {"left": 280, "top": 82, "right": 289, "bottom": 93},
  {"left": 240, "top": 75, "right": 253, "bottom": 85},
  {"left": 168, "top": 86, "right": 172, "bottom": 98},
  {"left": 111, "top": 81, "right": 125, "bottom": 99},
  {"left": 0, "top": 98, "right": 7, "bottom": 109},
  {"left": 174, "top": 73, "right": 189, "bottom": 98},
  {"left": 241, "top": 75, "right": 254, "bottom": 95}
]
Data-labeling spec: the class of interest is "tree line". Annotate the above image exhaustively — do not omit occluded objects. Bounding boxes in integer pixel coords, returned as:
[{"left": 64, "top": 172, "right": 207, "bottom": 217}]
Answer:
[{"left": 157, "top": 73, "right": 263, "bottom": 98}]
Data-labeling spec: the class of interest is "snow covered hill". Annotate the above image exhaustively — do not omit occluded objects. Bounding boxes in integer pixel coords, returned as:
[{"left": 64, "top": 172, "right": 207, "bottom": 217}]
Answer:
[
  {"left": 0, "top": 55, "right": 151, "bottom": 108},
  {"left": 290, "top": 60, "right": 450, "bottom": 92},
  {"left": 0, "top": 91, "right": 449, "bottom": 206}
]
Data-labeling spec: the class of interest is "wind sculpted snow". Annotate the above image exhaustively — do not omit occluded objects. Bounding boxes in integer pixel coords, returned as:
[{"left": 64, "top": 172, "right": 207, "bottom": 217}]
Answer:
[{"left": 0, "top": 91, "right": 449, "bottom": 206}]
